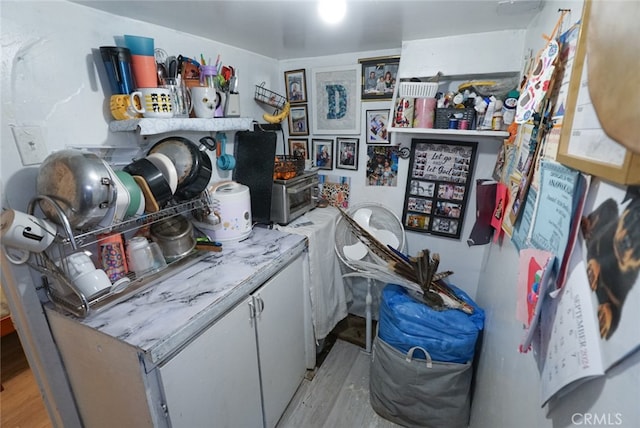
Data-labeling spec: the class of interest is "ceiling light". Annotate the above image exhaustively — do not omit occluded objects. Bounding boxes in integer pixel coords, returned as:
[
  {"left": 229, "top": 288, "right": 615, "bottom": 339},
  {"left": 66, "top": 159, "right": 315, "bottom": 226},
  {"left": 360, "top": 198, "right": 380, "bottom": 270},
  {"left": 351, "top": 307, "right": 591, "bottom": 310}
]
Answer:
[{"left": 318, "top": 0, "right": 346, "bottom": 24}]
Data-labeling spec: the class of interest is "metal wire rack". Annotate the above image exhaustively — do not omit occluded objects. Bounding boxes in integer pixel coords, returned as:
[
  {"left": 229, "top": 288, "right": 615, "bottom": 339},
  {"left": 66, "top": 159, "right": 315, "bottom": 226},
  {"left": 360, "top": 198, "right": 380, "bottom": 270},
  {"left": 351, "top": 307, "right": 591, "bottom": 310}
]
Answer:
[{"left": 254, "top": 82, "right": 286, "bottom": 110}]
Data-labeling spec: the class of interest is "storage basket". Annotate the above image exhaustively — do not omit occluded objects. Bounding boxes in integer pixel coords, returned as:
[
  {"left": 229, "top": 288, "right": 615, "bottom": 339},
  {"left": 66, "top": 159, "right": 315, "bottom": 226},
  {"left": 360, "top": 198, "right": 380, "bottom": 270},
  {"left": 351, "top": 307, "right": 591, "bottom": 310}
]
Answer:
[
  {"left": 434, "top": 108, "right": 476, "bottom": 129},
  {"left": 398, "top": 81, "right": 439, "bottom": 98},
  {"left": 254, "top": 82, "right": 286, "bottom": 110}
]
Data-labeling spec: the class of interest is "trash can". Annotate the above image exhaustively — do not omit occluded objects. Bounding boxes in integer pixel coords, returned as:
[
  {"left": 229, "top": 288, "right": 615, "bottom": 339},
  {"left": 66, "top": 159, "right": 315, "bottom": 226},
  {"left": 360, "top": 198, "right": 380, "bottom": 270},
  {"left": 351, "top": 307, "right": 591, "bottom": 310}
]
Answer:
[{"left": 370, "top": 283, "right": 484, "bottom": 428}]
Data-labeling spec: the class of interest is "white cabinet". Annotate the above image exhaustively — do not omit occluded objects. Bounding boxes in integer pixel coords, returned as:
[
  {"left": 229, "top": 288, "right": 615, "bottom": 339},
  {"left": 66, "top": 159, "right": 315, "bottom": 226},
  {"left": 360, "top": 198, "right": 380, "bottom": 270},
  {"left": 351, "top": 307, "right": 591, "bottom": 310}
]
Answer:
[{"left": 159, "top": 254, "right": 305, "bottom": 428}]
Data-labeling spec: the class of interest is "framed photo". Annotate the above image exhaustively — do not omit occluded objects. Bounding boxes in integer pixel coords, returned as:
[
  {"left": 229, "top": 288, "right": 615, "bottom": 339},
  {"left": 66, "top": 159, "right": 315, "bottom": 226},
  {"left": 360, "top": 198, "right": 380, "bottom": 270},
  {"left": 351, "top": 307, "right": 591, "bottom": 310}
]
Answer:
[
  {"left": 402, "top": 139, "right": 478, "bottom": 239},
  {"left": 311, "top": 65, "right": 360, "bottom": 135},
  {"left": 365, "top": 109, "right": 390, "bottom": 144},
  {"left": 288, "top": 104, "right": 309, "bottom": 136},
  {"left": 358, "top": 56, "right": 400, "bottom": 101},
  {"left": 312, "top": 138, "right": 333, "bottom": 170},
  {"left": 366, "top": 145, "right": 399, "bottom": 187},
  {"left": 288, "top": 138, "right": 309, "bottom": 159},
  {"left": 284, "top": 69, "right": 307, "bottom": 104},
  {"left": 336, "top": 137, "right": 359, "bottom": 170}
]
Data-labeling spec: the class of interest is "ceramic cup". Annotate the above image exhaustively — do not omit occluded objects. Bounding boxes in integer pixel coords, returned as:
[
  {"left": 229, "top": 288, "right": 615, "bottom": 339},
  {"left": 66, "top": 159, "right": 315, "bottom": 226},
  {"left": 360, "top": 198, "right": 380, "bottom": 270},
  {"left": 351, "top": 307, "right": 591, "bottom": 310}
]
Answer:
[
  {"left": 130, "top": 87, "right": 174, "bottom": 118},
  {"left": 190, "top": 86, "right": 218, "bottom": 119},
  {"left": 110, "top": 94, "right": 143, "bottom": 120},
  {"left": 73, "top": 268, "right": 112, "bottom": 299},
  {"left": 98, "top": 232, "right": 129, "bottom": 282},
  {"left": 126, "top": 236, "right": 167, "bottom": 277},
  {"left": 1, "top": 209, "right": 57, "bottom": 264}
]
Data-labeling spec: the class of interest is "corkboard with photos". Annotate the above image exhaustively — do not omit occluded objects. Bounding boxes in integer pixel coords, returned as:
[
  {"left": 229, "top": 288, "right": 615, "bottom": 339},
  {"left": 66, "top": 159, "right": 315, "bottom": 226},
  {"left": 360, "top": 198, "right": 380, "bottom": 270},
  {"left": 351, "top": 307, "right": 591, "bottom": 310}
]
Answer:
[{"left": 402, "top": 139, "right": 478, "bottom": 239}]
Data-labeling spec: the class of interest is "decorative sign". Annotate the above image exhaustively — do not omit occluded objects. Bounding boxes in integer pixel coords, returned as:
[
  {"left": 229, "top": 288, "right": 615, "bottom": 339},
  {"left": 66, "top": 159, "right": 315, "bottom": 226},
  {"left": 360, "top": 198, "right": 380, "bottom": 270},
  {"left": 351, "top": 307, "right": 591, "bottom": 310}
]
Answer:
[
  {"left": 311, "top": 65, "right": 360, "bottom": 134},
  {"left": 402, "top": 139, "right": 478, "bottom": 239}
]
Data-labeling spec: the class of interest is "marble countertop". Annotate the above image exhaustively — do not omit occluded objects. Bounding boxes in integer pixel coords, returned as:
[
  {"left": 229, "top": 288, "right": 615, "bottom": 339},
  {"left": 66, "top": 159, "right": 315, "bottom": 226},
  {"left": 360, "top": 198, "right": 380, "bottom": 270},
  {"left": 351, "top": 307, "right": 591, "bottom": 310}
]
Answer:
[{"left": 46, "top": 227, "right": 306, "bottom": 366}]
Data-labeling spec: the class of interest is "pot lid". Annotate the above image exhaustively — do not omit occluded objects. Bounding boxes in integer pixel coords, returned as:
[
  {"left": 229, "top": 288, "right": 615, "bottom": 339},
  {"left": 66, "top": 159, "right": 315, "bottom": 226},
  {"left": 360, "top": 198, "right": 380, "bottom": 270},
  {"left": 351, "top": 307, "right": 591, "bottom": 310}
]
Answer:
[{"left": 150, "top": 215, "right": 193, "bottom": 240}]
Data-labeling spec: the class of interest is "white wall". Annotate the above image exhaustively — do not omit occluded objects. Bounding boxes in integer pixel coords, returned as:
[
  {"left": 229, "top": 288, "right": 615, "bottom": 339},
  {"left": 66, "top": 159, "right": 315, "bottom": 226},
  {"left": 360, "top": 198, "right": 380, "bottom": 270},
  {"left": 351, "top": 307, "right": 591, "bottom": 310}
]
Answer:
[{"left": 470, "top": 1, "right": 640, "bottom": 427}]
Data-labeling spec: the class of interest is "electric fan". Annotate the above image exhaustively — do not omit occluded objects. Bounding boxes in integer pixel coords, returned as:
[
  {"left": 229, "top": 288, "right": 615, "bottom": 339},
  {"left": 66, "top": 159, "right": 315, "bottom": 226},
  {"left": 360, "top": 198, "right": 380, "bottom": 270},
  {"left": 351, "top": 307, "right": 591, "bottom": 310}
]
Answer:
[
  {"left": 334, "top": 203, "right": 474, "bottom": 353},
  {"left": 334, "top": 202, "right": 407, "bottom": 353}
]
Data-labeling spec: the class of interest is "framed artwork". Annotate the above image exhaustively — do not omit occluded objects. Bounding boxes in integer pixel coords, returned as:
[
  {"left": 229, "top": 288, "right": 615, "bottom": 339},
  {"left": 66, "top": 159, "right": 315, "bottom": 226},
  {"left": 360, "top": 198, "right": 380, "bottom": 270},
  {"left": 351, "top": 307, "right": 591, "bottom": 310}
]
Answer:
[
  {"left": 311, "top": 65, "right": 360, "bottom": 135},
  {"left": 312, "top": 138, "right": 333, "bottom": 170},
  {"left": 284, "top": 69, "right": 307, "bottom": 104},
  {"left": 288, "top": 138, "right": 309, "bottom": 159},
  {"left": 288, "top": 104, "right": 309, "bottom": 136},
  {"left": 358, "top": 55, "right": 400, "bottom": 101},
  {"left": 365, "top": 109, "right": 390, "bottom": 144},
  {"left": 336, "top": 137, "right": 359, "bottom": 170},
  {"left": 402, "top": 139, "right": 478, "bottom": 239}
]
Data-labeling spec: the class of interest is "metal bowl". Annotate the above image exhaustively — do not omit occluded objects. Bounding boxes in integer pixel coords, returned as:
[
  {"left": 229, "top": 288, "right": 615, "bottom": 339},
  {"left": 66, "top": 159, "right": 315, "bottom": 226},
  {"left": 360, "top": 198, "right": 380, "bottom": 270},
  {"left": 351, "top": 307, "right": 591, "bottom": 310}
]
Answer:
[{"left": 36, "top": 150, "right": 117, "bottom": 229}]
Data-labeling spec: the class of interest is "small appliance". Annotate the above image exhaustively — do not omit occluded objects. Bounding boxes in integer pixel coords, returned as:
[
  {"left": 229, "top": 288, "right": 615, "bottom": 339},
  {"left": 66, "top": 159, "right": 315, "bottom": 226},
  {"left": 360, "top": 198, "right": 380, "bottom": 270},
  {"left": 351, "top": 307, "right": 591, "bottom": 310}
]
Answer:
[{"left": 270, "top": 170, "right": 319, "bottom": 225}]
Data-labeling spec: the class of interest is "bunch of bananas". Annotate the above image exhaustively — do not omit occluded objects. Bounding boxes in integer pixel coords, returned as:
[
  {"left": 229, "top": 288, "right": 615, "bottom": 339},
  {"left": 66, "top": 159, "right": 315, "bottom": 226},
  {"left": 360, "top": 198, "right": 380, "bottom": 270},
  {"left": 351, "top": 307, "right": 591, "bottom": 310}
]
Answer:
[{"left": 263, "top": 102, "right": 290, "bottom": 124}]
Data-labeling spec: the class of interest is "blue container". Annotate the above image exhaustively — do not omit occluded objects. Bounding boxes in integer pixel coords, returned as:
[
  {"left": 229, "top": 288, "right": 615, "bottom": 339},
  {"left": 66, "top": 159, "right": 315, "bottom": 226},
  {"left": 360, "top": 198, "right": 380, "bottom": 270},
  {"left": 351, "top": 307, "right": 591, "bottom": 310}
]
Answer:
[
  {"left": 100, "top": 46, "right": 135, "bottom": 94},
  {"left": 124, "top": 34, "right": 154, "bottom": 56}
]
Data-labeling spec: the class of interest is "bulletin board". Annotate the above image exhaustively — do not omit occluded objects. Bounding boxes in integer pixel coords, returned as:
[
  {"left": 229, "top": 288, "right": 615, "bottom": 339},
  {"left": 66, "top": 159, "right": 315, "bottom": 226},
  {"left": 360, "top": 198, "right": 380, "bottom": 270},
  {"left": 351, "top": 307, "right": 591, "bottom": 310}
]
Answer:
[
  {"left": 402, "top": 139, "right": 477, "bottom": 239},
  {"left": 556, "top": 0, "right": 640, "bottom": 184}
]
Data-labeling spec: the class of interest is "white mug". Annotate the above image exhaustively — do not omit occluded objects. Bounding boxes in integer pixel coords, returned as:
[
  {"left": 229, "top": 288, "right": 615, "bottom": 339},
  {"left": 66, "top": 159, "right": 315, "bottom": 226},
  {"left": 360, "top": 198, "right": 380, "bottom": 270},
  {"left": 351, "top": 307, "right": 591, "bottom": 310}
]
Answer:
[
  {"left": 62, "top": 251, "right": 97, "bottom": 280},
  {"left": 191, "top": 86, "right": 219, "bottom": 119},
  {"left": 126, "top": 237, "right": 167, "bottom": 277},
  {"left": 1, "top": 209, "right": 57, "bottom": 264},
  {"left": 73, "top": 268, "right": 112, "bottom": 299},
  {"left": 130, "top": 87, "right": 174, "bottom": 118}
]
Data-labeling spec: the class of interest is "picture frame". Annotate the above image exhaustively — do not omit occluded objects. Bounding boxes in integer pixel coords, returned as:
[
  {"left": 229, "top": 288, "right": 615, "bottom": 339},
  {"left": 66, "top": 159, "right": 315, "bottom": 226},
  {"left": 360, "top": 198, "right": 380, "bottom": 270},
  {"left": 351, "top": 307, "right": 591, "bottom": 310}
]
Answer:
[
  {"left": 336, "top": 137, "right": 359, "bottom": 170},
  {"left": 358, "top": 55, "right": 400, "bottom": 101},
  {"left": 288, "top": 104, "right": 309, "bottom": 136},
  {"left": 284, "top": 68, "right": 307, "bottom": 104},
  {"left": 311, "top": 65, "right": 360, "bottom": 135},
  {"left": 312, "top": 138, "right": 334, "bottom": 170},
  {"left": 288, "top": 138, "right": 309, "bottom": 159},
  {"left": 365, "top": 109, "right": 390, "bottom": 144},
  {"left": 366, "top": 145, "right": 399, "bottom": 187},
  {"left": 402, "top": 139, "right": 478, "bottom": 240}
]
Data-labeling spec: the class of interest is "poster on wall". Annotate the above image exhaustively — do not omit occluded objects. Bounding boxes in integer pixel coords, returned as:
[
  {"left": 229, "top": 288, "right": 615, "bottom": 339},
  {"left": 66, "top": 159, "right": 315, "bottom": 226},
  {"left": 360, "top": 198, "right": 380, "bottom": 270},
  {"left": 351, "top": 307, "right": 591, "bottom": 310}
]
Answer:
[
  {"left": 402, "top": 139, "right": 477, "bottom": 240},
  {"left": 365, "top": 145, "right": 398, "bottom": 187}
]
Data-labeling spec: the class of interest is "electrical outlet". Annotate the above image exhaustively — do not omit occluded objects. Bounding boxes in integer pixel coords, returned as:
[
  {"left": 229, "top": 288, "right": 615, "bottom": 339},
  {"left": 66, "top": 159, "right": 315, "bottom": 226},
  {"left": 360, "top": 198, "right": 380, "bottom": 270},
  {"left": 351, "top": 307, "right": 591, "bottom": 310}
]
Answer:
[{"left": 11, "top": 126, "right": 48, "bottom": 165}]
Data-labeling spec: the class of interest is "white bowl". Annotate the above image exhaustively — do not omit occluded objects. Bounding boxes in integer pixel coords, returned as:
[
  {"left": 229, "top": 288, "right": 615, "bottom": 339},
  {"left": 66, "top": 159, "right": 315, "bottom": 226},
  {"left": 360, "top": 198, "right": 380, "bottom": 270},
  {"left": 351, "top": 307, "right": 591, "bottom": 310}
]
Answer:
[{"left": 147, "top": 152, "right": 178, "bottom": 194}]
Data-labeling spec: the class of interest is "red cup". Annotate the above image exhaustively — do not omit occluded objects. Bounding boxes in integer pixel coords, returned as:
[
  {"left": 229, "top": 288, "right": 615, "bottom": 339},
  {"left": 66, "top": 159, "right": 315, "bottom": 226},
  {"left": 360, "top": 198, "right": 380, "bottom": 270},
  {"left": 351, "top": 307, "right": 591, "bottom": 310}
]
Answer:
[{"left": 131, "top": 54, "right": 158, "bottom": 88}]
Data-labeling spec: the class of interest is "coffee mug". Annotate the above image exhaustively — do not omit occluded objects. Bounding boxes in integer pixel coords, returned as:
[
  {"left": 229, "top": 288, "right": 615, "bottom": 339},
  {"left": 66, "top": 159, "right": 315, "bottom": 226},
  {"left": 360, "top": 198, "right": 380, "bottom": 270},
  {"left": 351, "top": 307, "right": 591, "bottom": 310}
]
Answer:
[
  {"left": 190, "top": 86, "right": 219, "bottom": 119},
  {"left": 130, "top": 87, "right": 174, "bottom": 118},
  {"left": 126, "top": 236, "right": 167, "bottom": 277},
  {"left": 110, "top": 94, "right": 143, "bottom": 120},
  {"left": 73, "top": 268, "right": 112, "bottom": 299},
  {"left": 62, "top": 251, "right": 97, "bottom": 280},
  {"left": 1, "top": 209, "right": 57, "bottom": 264}
]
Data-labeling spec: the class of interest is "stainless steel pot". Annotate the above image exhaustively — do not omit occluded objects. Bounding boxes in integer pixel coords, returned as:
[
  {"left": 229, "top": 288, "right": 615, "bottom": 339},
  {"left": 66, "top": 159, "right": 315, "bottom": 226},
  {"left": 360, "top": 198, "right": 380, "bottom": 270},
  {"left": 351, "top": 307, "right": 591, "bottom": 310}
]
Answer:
[
  {"left": 149, "top": 215, "right": 195, "bottom": 261},
  {"left": 36, "top": 150, "right": 117, "bottom": 229}
]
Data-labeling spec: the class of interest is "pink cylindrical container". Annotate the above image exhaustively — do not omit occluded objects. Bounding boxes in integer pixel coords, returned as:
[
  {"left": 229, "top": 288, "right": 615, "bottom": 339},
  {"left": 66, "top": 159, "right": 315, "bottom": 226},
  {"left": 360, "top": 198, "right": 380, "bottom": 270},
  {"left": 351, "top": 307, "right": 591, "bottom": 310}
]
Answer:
[{"left": 412, "top": 97, "right": 436, "bottom": 128}]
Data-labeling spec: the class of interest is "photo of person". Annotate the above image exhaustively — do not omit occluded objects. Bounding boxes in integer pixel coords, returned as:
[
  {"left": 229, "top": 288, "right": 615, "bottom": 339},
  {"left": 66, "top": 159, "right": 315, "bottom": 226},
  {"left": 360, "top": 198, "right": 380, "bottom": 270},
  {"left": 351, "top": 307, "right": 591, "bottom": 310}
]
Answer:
[
  {"left": 337, "top": 137, "right": 358, "bottom": 170},
  {"left": 313, "top": 139, "right": 333, "bottom": 170},
  {"left": 284, "top": 69, "right": 307, "bottom": 103},
  {"left": 288, "top": 105, "right": 309, "bottom": 136},
  {"left": 289, "top": 139, "right": 308, "bottom": 160},
  {"left": 359, "top": 57, "right": 400, "bottom": 100},
  {"left": 366, "top": 110, "right": 390, "bottom": 143},
  {"left": 366, "top": 145, "right": 398, "bottom": 186}
]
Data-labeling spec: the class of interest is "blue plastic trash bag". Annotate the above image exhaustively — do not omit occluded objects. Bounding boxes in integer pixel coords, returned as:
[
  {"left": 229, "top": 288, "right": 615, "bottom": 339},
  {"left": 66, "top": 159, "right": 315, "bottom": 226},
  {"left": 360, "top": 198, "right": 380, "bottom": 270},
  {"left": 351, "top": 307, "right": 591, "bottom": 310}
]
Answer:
[{"left": 378, "top": 283, "right": 485, "bottom": 364}]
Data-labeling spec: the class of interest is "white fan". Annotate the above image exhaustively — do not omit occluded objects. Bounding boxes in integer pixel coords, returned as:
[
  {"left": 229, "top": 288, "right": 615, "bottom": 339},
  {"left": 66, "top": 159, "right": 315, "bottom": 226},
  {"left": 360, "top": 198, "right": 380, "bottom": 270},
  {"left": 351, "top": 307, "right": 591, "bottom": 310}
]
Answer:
[{"left": 334, "top": 202, "right": 406, "bottom": 353}]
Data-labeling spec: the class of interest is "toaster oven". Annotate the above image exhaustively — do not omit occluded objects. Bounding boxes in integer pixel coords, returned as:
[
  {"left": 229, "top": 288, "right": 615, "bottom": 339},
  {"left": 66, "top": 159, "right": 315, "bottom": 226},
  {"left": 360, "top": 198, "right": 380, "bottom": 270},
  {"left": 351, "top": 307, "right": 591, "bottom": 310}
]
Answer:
[{"left": 270, "top": 171, "right": 319, "bottom": 225}]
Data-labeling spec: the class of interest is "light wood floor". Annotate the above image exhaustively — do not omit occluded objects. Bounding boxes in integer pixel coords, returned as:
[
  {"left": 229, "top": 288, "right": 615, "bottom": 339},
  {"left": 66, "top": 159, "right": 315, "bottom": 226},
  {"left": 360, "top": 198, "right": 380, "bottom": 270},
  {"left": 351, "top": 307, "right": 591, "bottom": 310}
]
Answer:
[
  {"left": 1, "top": 332, "right": 397, "bottom": 428},
  {"left": 277, "top": 339, "right": 400, "bottom": 428},
  {"left": 1, "top": 331, "right": 52, "bottom": 428}
]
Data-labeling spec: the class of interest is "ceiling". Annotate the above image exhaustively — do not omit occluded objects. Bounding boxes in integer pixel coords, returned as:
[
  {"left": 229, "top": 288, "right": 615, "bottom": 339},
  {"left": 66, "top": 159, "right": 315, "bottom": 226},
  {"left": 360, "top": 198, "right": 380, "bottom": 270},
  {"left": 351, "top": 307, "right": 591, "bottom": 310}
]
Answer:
[{"left": 72, "top": 0, "right": 544, "bottom": 60}]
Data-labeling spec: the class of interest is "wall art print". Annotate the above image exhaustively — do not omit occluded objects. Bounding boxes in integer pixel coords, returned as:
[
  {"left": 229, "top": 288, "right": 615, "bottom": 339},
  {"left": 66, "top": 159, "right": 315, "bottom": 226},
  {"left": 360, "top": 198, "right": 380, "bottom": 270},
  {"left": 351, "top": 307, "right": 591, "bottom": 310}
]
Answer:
[
  {"left": 311, "top": 65, "right": 360, "bottom": 135},
  {"left": 402, "top": 139, "right": 478, "bottom": 239}
]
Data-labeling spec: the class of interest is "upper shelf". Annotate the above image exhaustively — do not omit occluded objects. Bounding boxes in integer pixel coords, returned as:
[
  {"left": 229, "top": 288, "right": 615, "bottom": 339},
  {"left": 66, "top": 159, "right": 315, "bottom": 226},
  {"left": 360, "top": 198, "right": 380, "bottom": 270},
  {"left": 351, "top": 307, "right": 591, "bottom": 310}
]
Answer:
[
  {"left": 109, "top": 117, "right": 254, "bottom": 135},
  {"left": 390, "top": 127, "right": 509, "bottom": 138}
]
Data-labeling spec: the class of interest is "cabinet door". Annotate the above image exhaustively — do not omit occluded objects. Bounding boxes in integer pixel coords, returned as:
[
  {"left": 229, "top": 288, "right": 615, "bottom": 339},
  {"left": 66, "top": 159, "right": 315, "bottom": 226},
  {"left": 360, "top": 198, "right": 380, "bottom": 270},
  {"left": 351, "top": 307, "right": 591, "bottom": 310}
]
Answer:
[
  {"left": 159, "top": 296, "right": 262, "bottom": 428},
  {"left": 254, "top": 256, "right": 306, "bottom": 428}
]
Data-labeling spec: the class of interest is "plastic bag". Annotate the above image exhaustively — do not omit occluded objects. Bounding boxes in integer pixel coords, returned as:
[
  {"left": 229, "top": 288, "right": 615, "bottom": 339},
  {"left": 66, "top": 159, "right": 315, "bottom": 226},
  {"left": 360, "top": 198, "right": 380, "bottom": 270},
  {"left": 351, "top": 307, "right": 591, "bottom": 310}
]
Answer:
[{"left": 378, "top": 283, "right": 484, "bottom": 364}]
